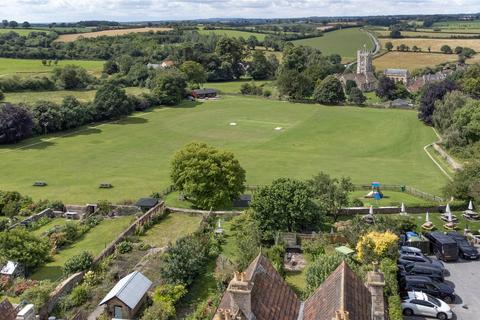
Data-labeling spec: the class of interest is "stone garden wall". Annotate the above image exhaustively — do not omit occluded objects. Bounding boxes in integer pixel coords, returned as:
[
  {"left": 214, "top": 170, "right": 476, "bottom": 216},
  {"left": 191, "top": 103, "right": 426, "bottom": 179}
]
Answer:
[
  {"left": 39, "top": 201, "right": 166, "bottom": 320},
  {"left": 9, "top": 208, "right": 56, "bottom": 230}
]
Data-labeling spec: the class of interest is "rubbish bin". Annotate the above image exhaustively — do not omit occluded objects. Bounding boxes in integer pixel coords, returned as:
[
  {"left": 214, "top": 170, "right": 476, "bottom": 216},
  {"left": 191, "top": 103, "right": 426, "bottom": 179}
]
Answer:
[{"left": 400, "top": 185, "right": 406, "bottom": 192}]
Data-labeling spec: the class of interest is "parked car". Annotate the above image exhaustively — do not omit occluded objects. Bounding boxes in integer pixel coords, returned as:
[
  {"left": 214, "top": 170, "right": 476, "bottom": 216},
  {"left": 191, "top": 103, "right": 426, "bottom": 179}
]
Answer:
[
  {"left": 425, "top": 232, "right": 459, "bottom": 261},
  {"left": 400, "top": 246, "right": 423, "bottom": 255},
  {"left": 398, "top": 263, "right": 445, "bottom": 282},
  {"left": 402, "top": 291, "right": 453, "bottom": 319},
  {"left": 399, "top": 275, "right": 455, "bottom": 303},
  {"left": 447, "top": 232, "right": 479, "bottom": 260},
  {"left": 399, "top": 252, "right": 444, "bottom": 269}
]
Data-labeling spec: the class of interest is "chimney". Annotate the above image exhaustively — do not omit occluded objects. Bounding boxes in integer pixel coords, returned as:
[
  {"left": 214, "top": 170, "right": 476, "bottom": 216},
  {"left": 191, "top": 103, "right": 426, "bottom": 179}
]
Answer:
[
  {"left": 213, "top": 308, "right": 235, "bottom": 320},
  {"left": 333, "top": 310, "right": 350, "bottom": 320},
  {"left": 227, "top": 271, "right": 253, "bottom": 319},
  {"left": 366, "top": 262, "right": 386, "bottom": 320}
]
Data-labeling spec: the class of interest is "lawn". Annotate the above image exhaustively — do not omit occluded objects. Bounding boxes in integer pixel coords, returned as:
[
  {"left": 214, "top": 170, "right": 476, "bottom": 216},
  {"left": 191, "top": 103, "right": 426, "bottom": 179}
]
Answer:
[
  {"left": 4, "top": 87, "right": 148, "bottom": 105},
  {"left": 198, "top": 29, "right": 268, "bottom": 41},
  {"left": 292, "top": 28, "right": 375, "bottom": 62},
  {"left": 141, "top": 213, "right": 202, "bottom": 248},
  {"left": 31, "top": 217, "right": 76, "bottom": 237},
  {"left": 0, "top": 58, "right": 105, "bottom": 76},
  {"left": 373, "top": 52, "right": 458, "bottom": 71},
  {"left": 380, "top": 38, "right": 480, "bottom": 53},
  {"left": 207, "top": 79, "right": 275, "bottom": 95},
  {"left": 31, "top": 216, "right": 134, "bottom": 281},
  {"left": 350, "top": 190, "right": 437, "bottom": 208},
  {"left": 0, "top": 95, "right": 447, "bottom": 203}
]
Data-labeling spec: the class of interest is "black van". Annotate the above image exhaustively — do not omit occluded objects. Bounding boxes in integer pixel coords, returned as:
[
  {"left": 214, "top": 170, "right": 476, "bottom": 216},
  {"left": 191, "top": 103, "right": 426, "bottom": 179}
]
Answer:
[
  {"left": 425, "top": 232, "right": 459, "bottom": 262},
  {"left": 398, "top": 263, "right": 445, "bottom": 282}
]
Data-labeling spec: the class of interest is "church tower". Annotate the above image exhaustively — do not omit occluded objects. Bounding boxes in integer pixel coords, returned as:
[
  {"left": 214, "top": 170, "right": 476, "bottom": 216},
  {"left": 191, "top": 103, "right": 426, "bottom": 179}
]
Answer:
[{"left": 357, "top": 46, "right": 373, "bottom": 75}]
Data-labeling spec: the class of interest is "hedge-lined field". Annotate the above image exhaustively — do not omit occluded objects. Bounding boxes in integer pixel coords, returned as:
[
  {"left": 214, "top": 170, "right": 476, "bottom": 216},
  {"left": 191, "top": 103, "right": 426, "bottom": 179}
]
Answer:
[
  {"left": 373, "top": 51, "right": 458, "bottom": 71},
  {"left": 0, "top": 58, "right": 104, "bottom": 76}
]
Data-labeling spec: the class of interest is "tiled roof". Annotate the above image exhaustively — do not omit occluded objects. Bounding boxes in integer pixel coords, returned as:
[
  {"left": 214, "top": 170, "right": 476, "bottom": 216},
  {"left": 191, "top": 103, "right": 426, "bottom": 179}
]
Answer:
[
  {"left": 0, "top": 299, "right": 16, "bottom": 320},
  {"left": 303, "top": 261, "right": 372, "bottom": 320},
  {"left": 217, "top": 254, "right": 301, "bottom": 320}
]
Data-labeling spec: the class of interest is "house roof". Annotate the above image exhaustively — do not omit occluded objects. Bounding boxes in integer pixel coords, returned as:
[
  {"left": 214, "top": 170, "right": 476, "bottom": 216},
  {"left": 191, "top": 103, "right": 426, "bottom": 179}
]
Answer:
[
  {"left": 193, "top": 88, "right": 218, "bottom": 95},
  {"left": 99, "top": 271, "right": 152, "bottom": 309},
  {"left": 135, "top": 197, "right": 159, "bottom": 208},
  {"left": 303, "top": 261, "right": 372, "bottom": 320},
  {"left": 1, "top": 261, "right": 18, "bottom": 275},
  {"left": 161, "top": 60, "right": 175, "bottom": 67},
  {"left": 0, "top": 299, "right": 16, "bottom": 320},
  {"left": 217, "top": 254, "right": 301, "bottom": 320},
  {"left": 384, "top": 69, "right": 409, "bottom": 77}
]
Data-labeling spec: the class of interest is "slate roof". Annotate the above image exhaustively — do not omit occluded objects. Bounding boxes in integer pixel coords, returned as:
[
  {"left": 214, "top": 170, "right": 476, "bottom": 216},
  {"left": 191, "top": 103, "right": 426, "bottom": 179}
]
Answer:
[
  {"left": 303, "top": 261, "right": 372, "bottom": 320},
  {"left": 384, "top": 68, "right": 409, "bottom": 77},
  {"left": 135, "top": 197, "right": 159, "bottom": 208},
  {"left": 1, "top": 261, "right": 18, "bottom": 276},
  {"left": 99, "top": 271, "right": 152, "bottom": 309}
]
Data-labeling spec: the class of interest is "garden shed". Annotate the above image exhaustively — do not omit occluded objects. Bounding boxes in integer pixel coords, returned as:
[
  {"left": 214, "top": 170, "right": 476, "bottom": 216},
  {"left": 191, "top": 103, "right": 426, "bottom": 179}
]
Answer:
[
  {"left": 99, "top": 271, "right": 152, "bottom": 319},
  {"left": 135, "top": 197, "right": 159, "bottom": 212}
]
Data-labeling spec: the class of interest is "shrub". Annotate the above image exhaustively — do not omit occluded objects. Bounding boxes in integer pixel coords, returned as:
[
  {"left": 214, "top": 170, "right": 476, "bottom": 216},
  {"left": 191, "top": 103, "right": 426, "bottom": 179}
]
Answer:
[
  {"left": 350, "top": 198, "right": 364, "bottom": 207},
  {"left": 0, "top": 103, "right": 34, "bottom": 144},
  {"left": 63, "top": 251, "right": 93, "bottom": 275},
  {"left": 96, "top": 200, "right": 113, "bottom": 216},
  {"left": 302, "top": 239, "right": 326, "bottom": 260},
  {"left": 388, "top": 295, "right": 403, "bottom": 320},
  {"left": 0, "top": 90, "right": 4, "bottom": 101},
  {"left": 265, "top": 245, "right": 286, "bottom": 277},
  {"left": 356, "top": 231, "right": 398, "bottom": 263},
  {"left": 69, "top": 283, "right": 90, "bottom": 307},
  {"left": 116, "top": 241, "right": 133, "bottom": 254},
  {"left": 12, "top": 278, "right": 37, "bottom": 296},
  {"left": 20, "top": 280, "right": 54, "bottom": 310}
]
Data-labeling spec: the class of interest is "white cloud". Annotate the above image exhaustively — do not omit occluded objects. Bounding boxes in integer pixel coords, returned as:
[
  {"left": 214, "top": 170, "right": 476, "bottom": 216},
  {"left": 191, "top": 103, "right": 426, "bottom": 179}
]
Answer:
[{"left": 2, "top": 0, "right": 480, "bottom": 22}]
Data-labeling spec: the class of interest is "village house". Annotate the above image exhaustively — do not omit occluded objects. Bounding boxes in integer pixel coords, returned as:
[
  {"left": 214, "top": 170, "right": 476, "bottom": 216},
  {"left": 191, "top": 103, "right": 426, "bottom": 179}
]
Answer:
[
  {"left": 99, "top": 271, "right": 152, "bottom": 320},
  {"left": 213, "top": 254, "right": 386, "bottom": 320},
  {"left": 384, "top": 68, "right": 410, "bottom": 84},
  {"left": 146, "top": 59, "right": 176, "bottom": 70}
]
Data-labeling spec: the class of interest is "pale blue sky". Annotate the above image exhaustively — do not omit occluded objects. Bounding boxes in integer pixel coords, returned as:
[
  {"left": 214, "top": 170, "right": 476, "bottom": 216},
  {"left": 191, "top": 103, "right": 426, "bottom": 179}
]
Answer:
[{"left": 2, "top": 0, "right": 480, "bottom": 23}]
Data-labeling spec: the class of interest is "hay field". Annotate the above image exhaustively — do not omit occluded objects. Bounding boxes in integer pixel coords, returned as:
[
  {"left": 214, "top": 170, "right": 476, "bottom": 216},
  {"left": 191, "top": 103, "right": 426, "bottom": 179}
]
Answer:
[
  {"left": 381, "top": 38, "right": 480, "bottom": 52},
  {"left": 55, "top": 27, "right": 172, "bottom": 42},
  {"left": 373, "top": 52, "right": 458, "bottom": 71},
  {"left": 198, "top": 29, "right": 268, "bottom": 41},
  {"left": 375, "top": 30, "right": 479, "bottom": 38}
]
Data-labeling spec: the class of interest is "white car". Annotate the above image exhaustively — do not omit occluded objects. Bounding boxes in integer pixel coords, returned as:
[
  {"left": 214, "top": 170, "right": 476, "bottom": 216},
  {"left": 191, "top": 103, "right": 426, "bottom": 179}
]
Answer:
[{"left": 402, "top": 291, "right": 453, "bottom": 319}]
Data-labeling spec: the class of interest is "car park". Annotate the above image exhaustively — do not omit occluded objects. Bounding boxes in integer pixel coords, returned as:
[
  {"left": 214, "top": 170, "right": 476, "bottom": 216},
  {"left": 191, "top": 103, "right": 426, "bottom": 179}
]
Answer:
[
  {"left": 398, "top": 263, "right": 445, "bottom": 282},
  {"left": 425, "top": 232, "right": 459, "bottom": 262},
  {"left": 399, "top": 275, "right": 455, "bottom": 303},
  {"left": 447, "top": 232, "right": 479, "bottom": 260},
  {"left": 399, "top": 252, "right": 445, "bottom": 269},
  {"left": 402, "top": 291, "right": 453, "bottom": 319}
]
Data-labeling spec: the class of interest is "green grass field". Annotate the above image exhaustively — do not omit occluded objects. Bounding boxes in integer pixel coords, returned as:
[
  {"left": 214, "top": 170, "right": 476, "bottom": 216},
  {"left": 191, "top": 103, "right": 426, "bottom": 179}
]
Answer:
[
  {"left": 292, "top": 28, "right": 374, "bottom": 62},
  {"left": 432, "top": 20, "right": 480, "bottom": 30},
  {"left": 0, "top": 95, "right": 447, "bottom": 203},
  {"left": 4, "top": 87, "right": 148, "bottom": 105},
  {"left": 198, "top": 29, "right": 267, "bottom": 41},
  {"left": 31, "top": 216, "right": 134, "bottom": 280},
  {"left": 0, "top": 28, "right": 53, "bottom": 36},
  {"left": 142, "top": 213, "right": 202, "bottom": 248},
  {"left": 31, "top": 217, "right": 76, "bottom": 237},
  {"left": 0, "top": 58, "right": 104, "bottom": 77},
  {"left": 350, "top": 190, "right": 437, "bottom": 207}
]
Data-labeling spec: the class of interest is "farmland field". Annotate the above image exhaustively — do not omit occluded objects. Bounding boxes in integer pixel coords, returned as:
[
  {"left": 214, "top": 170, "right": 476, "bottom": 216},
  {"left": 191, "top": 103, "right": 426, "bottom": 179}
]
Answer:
[
  {"left": 373, "top": 52, "right": 458, "bottom": 71},
  {"left": 0, "top": 28, "right": 52, "bottom": 36},
  {"left": 4, "top": 87, "right": 148, "bottom": 105},
  {"left": 0, "top": 95, "right": 447, "bottom": 203},
  {"left": 31, "top": 216, "right": 134, "bottom": 280},
  {"left": 432, "top": 20, "right": 480, "bottom": 30},
  {"left": 198, "top": 29, "right": 268, "bottom": 41},
  {"left": 380, "top": 38, "right": 480, "bottom": 53},
  {"left": 374, "top": 30, "right": 480, "bottom": 38},
  {"left": 292, "top": 28, "right": 374, "bottom": 62},
  {"left": 0, "top": 58, "right": 105, "bottom": 76},
  {"left": 55, "top": 27, "right": 172, "bottom": 42}
]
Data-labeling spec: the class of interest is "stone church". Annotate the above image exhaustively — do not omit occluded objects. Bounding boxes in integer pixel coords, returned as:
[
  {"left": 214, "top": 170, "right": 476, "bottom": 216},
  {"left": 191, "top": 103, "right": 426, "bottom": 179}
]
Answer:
[{"left": 339, "top": 47, "right": 377, "bottom": 92}]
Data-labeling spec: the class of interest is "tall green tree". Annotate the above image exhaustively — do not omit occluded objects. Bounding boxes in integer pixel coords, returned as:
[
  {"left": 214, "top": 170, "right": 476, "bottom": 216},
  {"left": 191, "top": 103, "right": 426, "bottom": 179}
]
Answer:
[
  {"left": 171, "top": 143, "right": 246, "bottom": 209},
  {"left": 248, "top": 50, "right": 276, "bottom": 80},
  {"left": 151, "top": 69, "right": 187, "bottom": 105},
  {"left": 93, "top": 83, "right": 132, "bottom": 120},
  {"left": 0, "top": 228, "right": 50, "bottom": 269},
  {"left": 180, "top": 61, "right": 207, "bottom": 88},
  {"left": 251, "top": 178, "right": 320, "bottom": 240},
  {"left": 313, "top": 75, "right": 345, "bottom": 104}
]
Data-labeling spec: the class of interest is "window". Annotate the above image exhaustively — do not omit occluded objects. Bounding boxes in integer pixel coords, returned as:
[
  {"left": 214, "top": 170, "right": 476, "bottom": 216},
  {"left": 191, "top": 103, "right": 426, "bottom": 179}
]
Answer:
[{"left": 114, "top": 306, "right": 123, "bottom": 318}]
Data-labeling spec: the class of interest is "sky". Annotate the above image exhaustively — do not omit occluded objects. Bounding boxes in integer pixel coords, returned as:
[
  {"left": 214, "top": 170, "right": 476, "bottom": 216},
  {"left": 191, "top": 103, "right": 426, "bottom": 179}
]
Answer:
[{"left": 2, "top": 0, "right": 480, "bottom": 23}]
